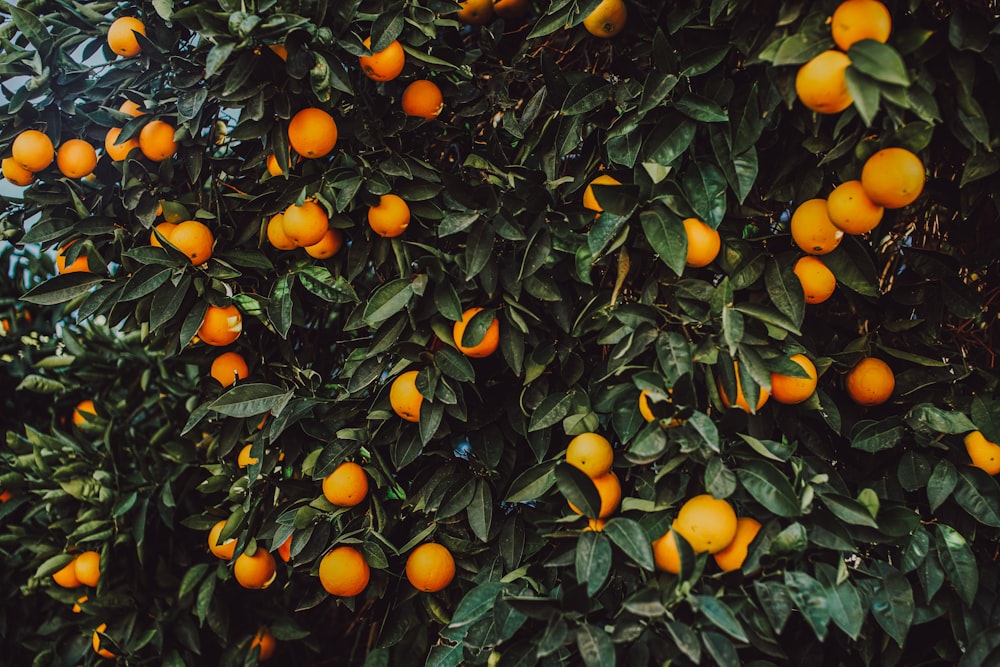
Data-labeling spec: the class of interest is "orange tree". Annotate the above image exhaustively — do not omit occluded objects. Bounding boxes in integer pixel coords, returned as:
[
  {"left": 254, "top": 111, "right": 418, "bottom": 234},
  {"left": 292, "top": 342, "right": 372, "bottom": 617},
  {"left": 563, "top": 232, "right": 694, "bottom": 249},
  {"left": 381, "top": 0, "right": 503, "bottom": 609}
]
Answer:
[{"left": 3, "top": 0, "right": 1000, "bottom": 665}]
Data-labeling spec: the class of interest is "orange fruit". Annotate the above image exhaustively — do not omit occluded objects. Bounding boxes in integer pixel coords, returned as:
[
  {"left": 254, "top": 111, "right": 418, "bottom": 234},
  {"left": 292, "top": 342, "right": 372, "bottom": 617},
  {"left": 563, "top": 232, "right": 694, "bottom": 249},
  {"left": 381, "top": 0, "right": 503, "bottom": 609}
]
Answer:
[
  {"left": 674, "top": 494, "right": 739, "bottom": 554},
  {"left": 831, "top": 0, "right": 892, "bottom": 51},
  {"left": 638, "top": 390, "right": 681, "bottom": 426},
  {"left": 583, "top": 0, "right": 627, "bottom": 37},
  {"left": 565, "top": 432, "right": 614, "bottom": 478},
  {"left": 368, "top": 194, "right": 411, "bottom": 237},
  {"left": 652, "top": 528, "right": 681, "bottom": 574},
  {"left": 208, "top": 520, "right": 237, "bottom": 560},
  {"left": 139, "top": 119, "right": 178, "bottom": 161},
  {"left": 150, "top": 222, "right": 177, "bottom": 247},
  {"left": 401, "top": 80, "right": 444, "bottom": 120},
  {"left": 266, "top": 152, "right": 293, "bottom": 176},
  {"left": 56, "top": 139, "right": 98, "bottom": 178},
  {"left": 390, "top": 370, "right": 424, "bottom": 422},
  {"left": 288, "top": 108, "right": 338, "bottom": 158},
  {"left": 964, "top": 431, "right": 1000, "bottom": 475},
  {"left": 211, "top": 351, "right": 249, "bottom": 386},
  {"left": 277, "top": 534, "right": 293, "bottom": 562},
  {"left": 568, "top": 471, "right": 621, "bottom": 519},
  {"left": 266, "top": 213, "right": 297, "bottom": 250},
  {"left": 456, "top": 0, "right": 494, "bottom": 24},
  {"left": 107, "top": 16, "right": 145, "bottom": 57},
  {"left": 322, "top": 461, "right": 369, "bottom": 507},
  {"left": 319, "top": 546, "right": 370, "bottom": 596},
  {"left": 827, "top": 180, "right": 884, "bottom": 234},
  {"left": 582, "top": 174, "right": 622, "bottom": 213},
  {"left": 718, "top": 362, "right": 769, "bottom": 413},
  {"left": 860, "top": 147, "right": 925, "bottom": 209},
  {"left": 0, "top": 489, "right": 11, "bottom": 502},
  {"left": 770, "top": 354, "right": 818, "bottom": 404},
  {"left": 92, "top": 623, "right": 115, "bottom": 659},
  {"left": 169, "top": 220, "right": 214, "bottom": 263},
  {"left": 283, "top": 200, "right": 329, "bottom": 246},
  {"left": 2, "top": 157, "right": 34, "bottom": 186},
  {"left": 237, "top": 443, "right": 259, "bottom": 468},
  {"left": 72, "top": 595, "right": 88, "bottom": 613},
  {"left": 453, "top": 307, "right": 499, "bottom": 357},
  {"left": 56, "top": 242, "right": 95, "bottom": 274},
  {"left": 845, "top": 357, "right": 894, "bottom": 406},
  {"left": 494, "top": 0, "right": 530, "bottom": 18},
  {"left": 795, "top": 50, "right": 853, "bottom": 114},
  {"left": 304, "top": 228, "right": 344, "bottom": 259},
  {"left": 793, "top": 256, "right": 837, "bottom": 304},
  {"left": 251, "top": 627, "right": 276, "bottom": 662},
  {"left": 713, "top": 517, "right": 762, "bottom": 572},
  {"left": 74, "top": 551, "right": 101, "bottom": 587},
  {"left": 104, "top": 127, "right": 140, "bottom": 161},
  {"left": 12, "top": 129, "right": 54, "bottom": 172},
  {"left": 585, "top": 518, "right": 606, "bottom": 532},
  {"left": 197, "top": 304, "right": 243, "bottom": 346},
  {"left": 360, "top": 37, "right": 405, "bottom": 82},
  {"left": 406, "top": 543, "right": 456, "bottom": 592},
  {"left": 52, "top": 558, "right": 81, "bottom": 588},
  {"left": 268, "top": 43, "right": 288, "bottom": 60},
  {"left": 683, "top": 217, "right": 721, "bottom": 268},
  {"left": 118, "top": 99, "right": 145, "bottom": 117},
  {"left": 233, "top": 548, "right": 277, "bottom": 589},
  {"left": 73, "top": 399, "right": 97, "bottom": 426},
  {"left": 790, "top": 199, "right": 844, "bottom": 255}
]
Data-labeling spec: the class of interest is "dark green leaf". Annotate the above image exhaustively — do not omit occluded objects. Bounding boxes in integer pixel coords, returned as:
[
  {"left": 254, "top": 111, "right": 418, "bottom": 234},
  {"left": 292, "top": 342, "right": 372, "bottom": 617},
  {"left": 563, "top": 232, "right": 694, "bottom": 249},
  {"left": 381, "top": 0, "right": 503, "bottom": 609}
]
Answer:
[
  {"left": 693, "top": 596, "right": 748, "bottom": 643},
  {"left": 935, "top": 523, "right": 978, "bottom": 607},
  {"left": 870, "top": 563, "right": 914, "bottom": 647},
  {"left": 603, "top": 518, "right": 654, "bottom": 571},
  {"left": 784, "top": 571, "right": 830, "bottom": 641},
  {"left": 737, "top": 460, "right": 800, "bottom": 517},
  {"left": 576, "top": 624, "right": 615, "bottom": 667},
  {"left": 848, "top": 40, "right": 910, "bottom": 86},
  {"left": 954, "top": 467, "right": 1000, "bottom": 527},
  {"left": 576, "top": 531, "right": 612, "bottom": 596},
  {"left": 208, "top": 383, "right": 287, "bottom": 418}
]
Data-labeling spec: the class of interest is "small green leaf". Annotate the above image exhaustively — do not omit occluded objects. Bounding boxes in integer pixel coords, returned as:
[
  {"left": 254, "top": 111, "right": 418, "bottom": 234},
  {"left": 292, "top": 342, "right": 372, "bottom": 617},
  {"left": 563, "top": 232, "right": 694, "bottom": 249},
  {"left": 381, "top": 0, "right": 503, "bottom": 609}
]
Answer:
[
  {"left": 208, "top": 383, "right": 288, "bottom": 418},
  {"left": 576, "top": 531, "right": 612, "bottom": 596},
  {"left": 848, "top": 40, "right": 910, "bottom": 86},
  {"left": 737, "top": 460, "right": 800, "bottom": 517},
  {"left": 640, "top": 207, "right": 687, "bottom": 277},
  {"left": 603, "top": 518, "right": 655, "bottom": 571}
]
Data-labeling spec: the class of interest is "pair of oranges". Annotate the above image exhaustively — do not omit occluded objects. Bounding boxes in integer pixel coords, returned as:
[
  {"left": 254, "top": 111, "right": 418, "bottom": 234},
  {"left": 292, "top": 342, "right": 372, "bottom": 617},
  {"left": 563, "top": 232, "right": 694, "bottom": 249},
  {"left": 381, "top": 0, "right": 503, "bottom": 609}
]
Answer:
[
  {"left": 652, "top": 494, "right": 762, "bottom": 574},
  {"left": 3, "top": 130, "right": 98, "bottom": 184},
  {"left": 357, "top": 38, "right": 445, "bottom": 120},
  {"left": 565, "top": 432, "right": 621, "bottom": 520},
  {"left": 319, "top": 541, "right": 456, "bottom": 597}
]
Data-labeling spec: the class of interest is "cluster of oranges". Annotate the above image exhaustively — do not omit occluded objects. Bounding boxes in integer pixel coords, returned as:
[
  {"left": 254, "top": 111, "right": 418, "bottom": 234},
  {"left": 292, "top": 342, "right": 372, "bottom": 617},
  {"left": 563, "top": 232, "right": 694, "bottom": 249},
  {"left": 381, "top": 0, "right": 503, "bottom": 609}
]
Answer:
[
  {"left": 652, "top": 494, "right": 762, "bottom": 574},
  {"left": 564, "top": 432, "right": 621, "bottom": 528},
  {"left": 2, "top": 129, "right": 97, "bottom": 186}
]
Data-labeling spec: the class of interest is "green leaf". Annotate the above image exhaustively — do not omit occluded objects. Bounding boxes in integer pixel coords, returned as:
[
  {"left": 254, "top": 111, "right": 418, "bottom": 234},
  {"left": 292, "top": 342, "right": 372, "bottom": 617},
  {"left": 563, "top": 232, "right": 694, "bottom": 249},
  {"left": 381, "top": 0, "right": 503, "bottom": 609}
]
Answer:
[
  {"left": 555, "top": 462, "right": 600, "bottom": 519},
  {"left": 529, "top": 390, "right": 576, "bottom": 432},
  {"left": 869, "top": 563, "right": 914, "bottom": 647},
  {"left": 954, "top": 467, "right": 1000, "bottom": 527},
  {"left": 656, "top": 331, "right": 693, "bottom": 384},
  {"left": 905, "top": 404, "right": 976, "bottom": 434},
  {"left": 960, "top": 629, "right": 1000, "bottom": 667},
  {"left": 603, "top": 518, "right": 655, "bottom": 571},
  {"left": 818, "top": 493, "right": 878, "bottom": 528},
  {"left": 848, "top": 40, "right": 910, "bottom": 86},
  {"left": 449, "top": 582, "right": 503, "bottom": 629},
  {"left": 765, "top": 260, "right": 805, "bottom": 330},
  {"left": 562, "top": 77, "right": 611, "bottom": 115},
  {"left": 701, "top": 631, "right": 738, "bottom": 667},
  {"left": 576, "top": 624, "right": 615, "bottom": 667},
  {"left": 267, "top": 273, "right": 293, "bottom": 339},
  {"left": 665, "top": 622, "right": 701, "bottom": 663},
  {"left": 972, "top": 397, "right": 1000, "bottom": 444},
  {"left": 435, "top": 347, "right": 475, "bottom": 383},
  {"left": 682, "top": 162, "right": 727, "bottom": 228},
  {"left": 505, "top": 463, "right": 555, "bottom": 503},
  {"left": 208, "top": 383, "right": 288, "bottom": 418},
  {"left": 10, "top": 6, "right": 52, "bottom": 52},
  {"left": 21, "top": 273, "right": 106, "bottom": 305},
  {"left": 646, "top": 116, "right": 696, "bottom": 166},
  {"left": 467, "top": 479, "right": 493, "bottom": 543},
  {"left": 851, "top": 418, "right": 904, "bottom": 453},
  {"left": 935, "top": 523, "right": 978, "bottom": 607},
  {"left": 737, "top": 460, "right": 800, "bottom": 517},
  {"left": 640, "top": 207, "right": 687, "bottom": 277},
  {"left": 576, "top": 531, "right": 612, "bottom": 596},
  {"left": 784, "top": 571, "right": 830, "bottom": 641},
  {"left": 363, "top": 279, "right": 414, "bottom": 326},
  {"left": 692, "top": 596, "right": 748, "bottom": 643},
  {"left": 844, "top": 68, "right": 880, "bottom": 126}
]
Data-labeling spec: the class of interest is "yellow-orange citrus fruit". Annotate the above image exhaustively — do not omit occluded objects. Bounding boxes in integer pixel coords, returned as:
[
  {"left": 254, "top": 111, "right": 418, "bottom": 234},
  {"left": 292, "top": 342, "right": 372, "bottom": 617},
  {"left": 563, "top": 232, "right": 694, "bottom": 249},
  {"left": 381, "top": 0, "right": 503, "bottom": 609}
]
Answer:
[
  {"left": 360, "top": 37, "right": 405, "bottom": 82},
  {"left": 104, "top": 127, "right": 140, "bottom": 161},
  {"left": 169, "top": 220, "right": 214, "bottom": 263},
  {"left": 93, "top": 623, "right": 115, "bottom": 659},
  {"left": 119, "top": 99, "right": 144, "bottom": 117},
  {"left": 139, "top": 119, "right": 178, "bottom": 161},
  {"left": 793, "top": 256, "right": 837, "bottom": 304},
  {"left": 568, "top": 471, "right": 622, "bottom": 518},
  {"left": 390, "top": 370, "right": 424, "bottom": 422},
  {"left": 582, "top": 174, "right": 622, "bottom": 213},
  {"left": 845, "top": 357, "right": 894, "bottom": 406},
  {"left": 713, "top": 517, "right": 762, "bottom": 571},
  {"left": 406, "top": 543, "right": 456, "bottom": 592},
  {"left": 368, "top": 194, "right": 411, "bottom": 237},
  {"left": 150, "top": 222, "right": 177, "bottom": 248},
  {"left": 304, "top": 228, "right": 344, "bottom": 259},
  {"left": 322, "top": 461, "right": 369, "bottom": 507},
  {"left": 790, "top": 199, "right": 844, "bottom": 255},
  {"left": 208, "top": 520, "right": 237, "bottom": 560},
  {"left": 319, "top": 546, "right": 370, "bottom": 596},
  {"left": 211, "top": 351, "right": 249, "bottom": 386},
  {"left": 453, "top": 307, "right": 499, "bottom": 357},
  {"left": 639, "top": 389, "right": 681, "bottom": 426},
  {"left": 233, "top": 548, "right": 277, "bottom": 589},
  {"left": 288, "top": 108, "right": 338, "bottom": 158},
  {"left": 494, "top": 0, "right": 530, "bottom": 19},
  {"left": 277, "top": 534, "right": 293, "bottom": 562},
  {"left": 402, "top": 80, "right": 444, "bottom": 120},
  {"left": 52, "top": 558, "right": 81, "bottom": 588},
  {"left": 74, "top": 551, "right": 100, "bottom": 587},
  {"left": 283, "top": 200, "right": 329, "bottom": 247},
  {"left": 251, "top": 627, "right": 277, "bottom": 662},
  {"left": 795, "top": 50, "right": 853, "bottom": 114},
  {"left": 683, "top": 217, "right": 721, "bottom": 268},
  {"left": 197, "top": 304, "right": 243, "bottom": 346},
  {"left": 73, "top": 399, "right": 97, "bottom": 426},
  {"left": 565, "top": 432, "right": 614, "bottom": 478},
  {"left": 107, "top": 16, "right": 145, "bottom": 57},
  {"left": 457, "top": 0, "right": 494, "bottom": 24},
  {"left": 266, "top": 152, "right": 292, "bottom": 177},
  {"left": 674, "top": 494, "right": 739, "bottom": 554},
  {"left": 12, "top": 129, "right": 54, "bottom": 172},
  {"left": 268, "top": 43, "right": 287, "bottom": 60},
  {"left": 56, "top": 242, "right": 94, "bottom": 274},
  {"left": 2, "top": 157, "right": 34, "bottom": 186},
  {"left": 719, "top": 363, "right": 769, "bottom": 413},
  {"left": 266, "top": 213, "right": 297, "bottom": 250},
  {"left": 861, "top": 147, "right": 925, "bottom": 209},
  {"left": 652, "top": 528, "right": 681, "bottom": 574},
  {"left": 72, "top": 595, "right": 88, "bottom": 613},
  {"left": 585, "top": 518, "right": 606, "bottom": 532},
  {"left": 237, "top": 443, "right": 258, "bottom": 468},
  {"left": 831, "top": 0, "right": 892, "bottom": 51},
  {"left": 965, "top": 431, "right": 1000, "bottom": 475},
  {"left": 583, "top": 0, "right": 627, "bottom": 38},
  {"left": 56, "top": 139, "right": 98, "bottom": 178},
  {"left": 827, "top": 180, "right": 884, "bottom": 234},
  {"left": 770, "top": 354, "right": 818, "bottom": 404}
]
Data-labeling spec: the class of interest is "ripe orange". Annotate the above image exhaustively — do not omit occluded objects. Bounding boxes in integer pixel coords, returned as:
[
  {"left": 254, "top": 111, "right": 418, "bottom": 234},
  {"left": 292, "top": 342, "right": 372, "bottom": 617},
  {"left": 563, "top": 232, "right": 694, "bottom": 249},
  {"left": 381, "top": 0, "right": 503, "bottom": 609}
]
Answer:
[
  {"left": 683, "top": 217, "right": 721, "bottom": 268},
  {"left": 169, "top": 220, "right": 214, "bottom": 263},
  {"left": 360, "top": 37, "right": 405, "bottom": 82},
  {"left": 93, "top": 623, "right": 115, "bottom": 659},
  {"left": 56, "top": 139, "right": 98, "bottom": 178},
  {"left": 790, "top": 199, "right": 844, "bottom": 255},
  {"left": 104, "top": 127, "right": 140, "bottom": 161},
  {"left": 652, "top": 528, "right": 681, "bottom": 574},
  {"left": 304, "top": 228, "right": 344, "bottom": 259},
  {"left": 251, "top": 627, "right": 276, "bottom": 662},
  {"left": 827, "top": 180, "right": 884, "bottom": 234},
  {"left": 283, "top": 200, "right": 329, "bottom": 246},
  {"left": 197, "top": 304, "right": 243, "bottom": 346},
  {"left": 402, "top": 80, "right": 444, "bottom": 120},
  {"left": 288, "top": 108, "right": 338, "bottom": 158},
  {"left": 74, "top": 551, "right": 101, "bottom": 587},
  {"left": 406, "top": 543, "right": 456, "bottom": 592},
  {"left": 713, "top": 517, "right": 762, "bottom": 571},
  {"left": 266, "top": 152, "right": 293, "bottom": 176},
  {"left": 12, "top": 129, "right": 54, "bottom": 172},
  {"left": 453, "top": 307, "right": 499, "bottom": 357},
  {"left": 72, "top": 595, "right": 88, "bottom": 613},
  {"left": 52, "top": 558, "right": 81, "bottom": 588},
  {"left": 770, "top": 354, "right": 818, "bottom": 404},
  {"left": 268, "top": 43, "right": 288, "bottom": 60},
  {"left": 233, "top": 548, "right": 277, "bottom": 589},
  {"left": 73, "top": 399, "right": 97, "bottom": 426},
  {"left": 861, "top": 147, "right": 925, "bottom": 209},
  {"left": 56, "top": 242, "right": 94, "bottom": 274},
  {"left": 368, "top": 194, "right": 411, "bottom": 237},
  {"left": 795, "top": 50, "right": 853, "bottom": 114},
  {"left": 119, "top": 99, "right": 145, "bottom": 117},
  {"left": 964, "top": 431, "right": 1000, "bottom": 475},
  {"left": 277, "top": 534, "right": 293, "bottom": 562},
  {"left": 582, "top": 174, "right": 622, "bottom": 213},
  {"left": 2, "top": 157, "right": 34, "bottom": 186},
  {"left": 831, "top": 0, "right": 892, "bottom": 51},
  {"left": 211, "top": 351, "right": 249, "bottom": 386},
  {"left": 139, "top": 119, "right": 178, "bottom": 161},
  {"left": 845, "top": 357, "right": 894, "bottom": 406},
  {"left": 208, "top": 520, "right": 237, "bottom": 560},
  {"left": 456, "top": 0, "right": 494, "bottom": 24},
  {"left": 322, "top": 461, "right": 369, "bottom": 507},
  {"left": 674, "top": 494, "right": 738, "bottom": 554},
  {"left": 793, "top": 256, "right": 837, "bottom": 304},
  {"left": 237, "top": 443, "right": 258, "bottom": 468},
  {"left": 319, "top": 545, "right": 370, "bottom": 596},
  {"left": 568, "top": 471, "right": 622, "bottom": 518},
  {"left": 107, "top": 16, "right": 145, "bottom": 57},
  {"left": 494, "top": 0, "right": 530, "bottom": 19},
  {"left": 266, "top": 213, "right": 297, "bottom": 250},
  {"left": 0, "top": 489, "right": 11, "bottom": 502},
  {"left": 583, "top": 0, "right": 628, "bottom": 38},
  {"left": 565, "top": 432, "right": 614, "bottom": 478},
  {"left": 718, "top": 363, "right": 769, "bottom": 413},
  {"left": 390, "top": 370, "right": 424, "bottom": 422},
  {"left": 150, "top": 222, "right": 177, "bottom": 247}
]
